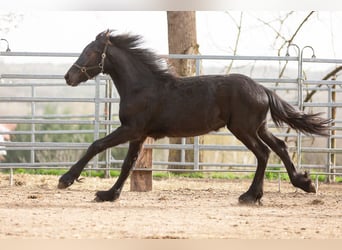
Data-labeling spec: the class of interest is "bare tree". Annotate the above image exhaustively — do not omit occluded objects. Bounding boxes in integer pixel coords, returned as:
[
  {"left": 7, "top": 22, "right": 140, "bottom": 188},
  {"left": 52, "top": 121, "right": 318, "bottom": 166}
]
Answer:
[
  {"left": 167, "top": 11, "right": 200, "bottom": 170},
  {"left": 0, "top": 12, "right": 23, "bottom": 34},
  {"left": 0, "top": 12, "right": 23, "bottom": 51},
  {"left": 254, "top": 11, "right": 340, "bottom": 170},
  {"left": 255, "top": 11, "right": 315, "bottom": 78},
  {"left": 167, "top": 11, "right": 198, "bottom": 76},
  {"left": 225, "top": 11, "right": 244, "bottom": 74}
]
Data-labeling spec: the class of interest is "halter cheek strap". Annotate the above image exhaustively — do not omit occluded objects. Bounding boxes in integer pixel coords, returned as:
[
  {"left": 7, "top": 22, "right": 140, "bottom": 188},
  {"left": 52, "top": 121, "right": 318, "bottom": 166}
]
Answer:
[
  {"left": 73, "top": 42, "right": 109, "bottom": 80},
  {"left": 73, "top": 63, "right": 100, "bottom": 79}
]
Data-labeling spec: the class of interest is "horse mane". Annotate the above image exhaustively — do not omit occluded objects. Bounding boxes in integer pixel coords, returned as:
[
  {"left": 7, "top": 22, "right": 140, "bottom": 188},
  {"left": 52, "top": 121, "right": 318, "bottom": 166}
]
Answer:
[{"left": 108, "top": 33, "right": 173, "bottom": 79}]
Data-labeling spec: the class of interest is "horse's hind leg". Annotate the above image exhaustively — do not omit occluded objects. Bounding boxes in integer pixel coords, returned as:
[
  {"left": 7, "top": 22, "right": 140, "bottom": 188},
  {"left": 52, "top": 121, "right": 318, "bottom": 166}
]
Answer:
[
  {"left": 228, "top": 125, "right": 270, "bottom": 205},
  {"left": 95, "top": 138, "right": 145, "bottom": 202},
  {"left": 258, "top": 124, "right": 316, "bottom": 193}
]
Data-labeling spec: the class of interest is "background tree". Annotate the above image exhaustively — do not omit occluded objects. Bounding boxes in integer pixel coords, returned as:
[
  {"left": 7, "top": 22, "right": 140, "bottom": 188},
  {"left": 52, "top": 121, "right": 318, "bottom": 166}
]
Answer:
[
  {"left": 0, "top": 12, "right": 23, "bottom": 51},
  {"left": 167, "top": 11, "right": 200, "bottom": 170},
  {"left": 0, "top": 12, "right": 23, "bottom": 34}
]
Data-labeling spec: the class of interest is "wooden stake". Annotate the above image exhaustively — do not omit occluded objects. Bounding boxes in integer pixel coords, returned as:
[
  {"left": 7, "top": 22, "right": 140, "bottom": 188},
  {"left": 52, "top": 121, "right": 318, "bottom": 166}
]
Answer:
[{"left": 130, "top": 137, "right": 153, "bottom": 192}]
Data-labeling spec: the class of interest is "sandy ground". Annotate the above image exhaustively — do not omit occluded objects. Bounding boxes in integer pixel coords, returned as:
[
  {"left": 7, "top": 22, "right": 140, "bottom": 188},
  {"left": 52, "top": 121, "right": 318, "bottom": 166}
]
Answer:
[{"left": 0, "top": 173, "right": 341, "bottom": 239}]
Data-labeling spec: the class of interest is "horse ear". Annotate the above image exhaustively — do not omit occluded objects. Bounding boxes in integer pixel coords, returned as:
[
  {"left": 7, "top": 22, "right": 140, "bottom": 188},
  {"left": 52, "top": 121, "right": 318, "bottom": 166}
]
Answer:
[
  {"left": 96, "top": 29, "right": 114, "bottom": 41},
  {"left": 105, "top": 29, "right": 114, "bottom": 37}
]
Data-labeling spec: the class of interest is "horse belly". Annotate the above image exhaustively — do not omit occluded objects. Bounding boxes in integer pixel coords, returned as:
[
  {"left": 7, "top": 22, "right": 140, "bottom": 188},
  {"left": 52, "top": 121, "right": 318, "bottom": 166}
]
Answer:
[{"left": 149, "top": 104, "right": 226, "bottom": 138}]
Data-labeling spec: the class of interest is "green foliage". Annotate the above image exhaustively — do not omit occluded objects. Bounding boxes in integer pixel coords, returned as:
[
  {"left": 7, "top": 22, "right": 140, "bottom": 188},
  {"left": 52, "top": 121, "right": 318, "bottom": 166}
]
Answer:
[
  {"left": 312, "top": 174, "right": 326, "bottom": 182},
  {"left": 265, "top": 167, "right": 289, "bottom": 181},
  {"left": 5, "top": 104, "right": 127, "bottom": 166}
]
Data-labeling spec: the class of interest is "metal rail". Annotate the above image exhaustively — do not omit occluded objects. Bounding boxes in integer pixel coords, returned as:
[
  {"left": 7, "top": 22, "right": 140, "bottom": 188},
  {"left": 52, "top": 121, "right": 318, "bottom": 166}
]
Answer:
[{"left": 0, "top": 49, "right": 341, "bottom": 183}]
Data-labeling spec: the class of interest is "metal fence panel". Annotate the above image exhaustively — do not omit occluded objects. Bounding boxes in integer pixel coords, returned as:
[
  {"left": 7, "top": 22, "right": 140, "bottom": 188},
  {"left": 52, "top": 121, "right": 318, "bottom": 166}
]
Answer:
[{"left": 0, "top": 49, "right": 341, "bottom": 182}]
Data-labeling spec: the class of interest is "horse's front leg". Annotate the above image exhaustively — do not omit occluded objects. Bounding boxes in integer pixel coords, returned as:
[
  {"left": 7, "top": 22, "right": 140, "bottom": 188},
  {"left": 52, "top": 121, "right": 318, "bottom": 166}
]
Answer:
[
  {"left": 58, "top": 126, "right": 138, "bottom": 189},
  {"left": 95, "top": 138, "right": 146, "bottom": 202}
]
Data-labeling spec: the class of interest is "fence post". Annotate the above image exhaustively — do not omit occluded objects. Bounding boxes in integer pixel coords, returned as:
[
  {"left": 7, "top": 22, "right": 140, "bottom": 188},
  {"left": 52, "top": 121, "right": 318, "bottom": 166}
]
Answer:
[
  {"left": 327, "top": 82, "right": 336, "bottom": 182},
  {"left": 91, "top": 76, "right": 101, "bottom": 174},
  {"left": 30, "top": 85, "right": 36, "bottom": 167},
  {"left": 130, "top": 137, "right": 153, "bottom": 192},
  {"left": 104, "top": 79, "right": 113, "bottom": 178},
  {"left": 296, "top": 45, "right": 316, "bottom": 171}
]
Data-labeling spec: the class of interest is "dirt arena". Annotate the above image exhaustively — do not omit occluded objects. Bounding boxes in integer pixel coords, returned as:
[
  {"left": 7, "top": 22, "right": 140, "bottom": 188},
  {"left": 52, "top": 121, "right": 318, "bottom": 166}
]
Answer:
[{"left": 0, "top": 173, "right": 341, "bottom": 239}]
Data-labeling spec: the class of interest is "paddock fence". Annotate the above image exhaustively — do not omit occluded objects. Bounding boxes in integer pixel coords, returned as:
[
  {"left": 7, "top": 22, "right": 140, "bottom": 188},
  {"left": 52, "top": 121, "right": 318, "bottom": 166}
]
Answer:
[{"left": 1, "top": 46, "right": 342, "bottom": 184}]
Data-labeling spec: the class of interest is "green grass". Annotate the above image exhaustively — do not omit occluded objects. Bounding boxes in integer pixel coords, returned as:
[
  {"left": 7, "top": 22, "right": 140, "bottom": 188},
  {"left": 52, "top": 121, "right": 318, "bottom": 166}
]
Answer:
[
  {"left": 5, "top": 168, "right": 121, "bottom": 178},
  {"left": 2, "top": 168, "right": 341, "bottom": 183},
  {"left": 11, "top": 168, "right": 65, "bottom": 176},
  {"left": 152, "top": 172, "right": 204, "bottom": 179},
  {"left": 209, "top": 172, "right": 254, "bottom": 180}
]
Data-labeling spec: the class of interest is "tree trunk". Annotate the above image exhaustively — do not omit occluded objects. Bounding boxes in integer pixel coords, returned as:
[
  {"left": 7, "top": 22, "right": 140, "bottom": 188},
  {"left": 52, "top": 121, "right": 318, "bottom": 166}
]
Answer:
[{"left": 167, "top": 11, "right": 201, "bottom": 171}]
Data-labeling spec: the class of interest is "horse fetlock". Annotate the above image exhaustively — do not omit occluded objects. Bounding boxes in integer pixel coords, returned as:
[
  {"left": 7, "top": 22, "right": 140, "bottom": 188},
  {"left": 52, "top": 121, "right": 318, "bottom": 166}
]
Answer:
[
  {"left": 292, "top": 172, "right": 316, "bottom": 193},
  {"left": 94, "top": 189, "right": 121, "bottom": 202}
]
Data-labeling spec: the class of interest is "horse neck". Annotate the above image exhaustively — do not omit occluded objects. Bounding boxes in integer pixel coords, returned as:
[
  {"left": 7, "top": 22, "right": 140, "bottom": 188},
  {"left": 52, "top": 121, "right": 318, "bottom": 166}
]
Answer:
[{"left": 105, "top": 46, "right": 155, "bottom": 98}]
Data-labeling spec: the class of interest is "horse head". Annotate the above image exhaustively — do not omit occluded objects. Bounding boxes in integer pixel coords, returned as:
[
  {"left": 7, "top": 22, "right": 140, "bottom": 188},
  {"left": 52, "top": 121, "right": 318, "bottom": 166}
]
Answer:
[{"left": 64, "top": 30, "right": 112, "bottom": 86}]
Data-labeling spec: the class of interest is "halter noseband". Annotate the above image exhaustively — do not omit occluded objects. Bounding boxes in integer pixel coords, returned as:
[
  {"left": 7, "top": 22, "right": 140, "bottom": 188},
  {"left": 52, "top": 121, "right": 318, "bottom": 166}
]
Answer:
[{"left": 73, "top": 42, "right": 109, "bottom": 80}]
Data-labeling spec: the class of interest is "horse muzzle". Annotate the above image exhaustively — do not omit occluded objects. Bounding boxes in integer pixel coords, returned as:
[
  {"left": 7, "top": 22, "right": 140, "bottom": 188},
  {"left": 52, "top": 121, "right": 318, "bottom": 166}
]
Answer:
[{"left": 64, "top": 72, "right": 82, "bottom": 86}]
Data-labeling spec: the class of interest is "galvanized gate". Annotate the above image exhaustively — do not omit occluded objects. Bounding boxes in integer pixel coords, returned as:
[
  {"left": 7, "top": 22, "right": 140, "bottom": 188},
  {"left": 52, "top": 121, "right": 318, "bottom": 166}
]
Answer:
[{"left": 1, "top": 46, "right": 341, "bottom": 182}]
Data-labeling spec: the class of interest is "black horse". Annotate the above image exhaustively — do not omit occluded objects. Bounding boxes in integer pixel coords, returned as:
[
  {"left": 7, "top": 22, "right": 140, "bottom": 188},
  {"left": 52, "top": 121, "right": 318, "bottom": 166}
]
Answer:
[{"left": 59, "top": 30, "right": 331, "bottom": 204}]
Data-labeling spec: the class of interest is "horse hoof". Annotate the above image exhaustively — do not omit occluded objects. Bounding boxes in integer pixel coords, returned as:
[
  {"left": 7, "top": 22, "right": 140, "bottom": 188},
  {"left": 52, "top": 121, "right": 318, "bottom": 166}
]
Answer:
[
  {"left": 58, "top": 173, "right": 75, "bottom": 189},
  {"left": 95, "top": 190, "right": 120, "bottom": 202},
  {"left": 308, "top": 184, "right": 316, "bottom": 193},
  {"left": 293, "top": 172, "right": 316, "bottom": 193},
  {"left": 94, "top": 195, "right": 105, "bottom": 202},
  {"left": 238, "top": 192, "right": 262, "bottom": 206}
]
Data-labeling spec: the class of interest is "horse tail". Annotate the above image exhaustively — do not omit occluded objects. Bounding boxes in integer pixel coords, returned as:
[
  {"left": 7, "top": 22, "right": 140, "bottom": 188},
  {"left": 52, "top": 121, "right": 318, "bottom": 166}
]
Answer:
[{"left": 263, "top": 87, "right": 331, "bottom": 136}]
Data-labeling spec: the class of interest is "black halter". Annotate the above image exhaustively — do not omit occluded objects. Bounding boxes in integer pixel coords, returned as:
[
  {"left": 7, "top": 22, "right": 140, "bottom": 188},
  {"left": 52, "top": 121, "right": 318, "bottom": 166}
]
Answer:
[{"left": 73, "top": 42, "right": 109, "bottom": 79}]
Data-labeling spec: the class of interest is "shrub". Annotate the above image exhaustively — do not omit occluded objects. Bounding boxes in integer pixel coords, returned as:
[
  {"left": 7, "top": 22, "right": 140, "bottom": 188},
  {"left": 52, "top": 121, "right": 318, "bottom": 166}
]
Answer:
[{"left": 5, "top": 104, "right": 127, "bottom": 166}]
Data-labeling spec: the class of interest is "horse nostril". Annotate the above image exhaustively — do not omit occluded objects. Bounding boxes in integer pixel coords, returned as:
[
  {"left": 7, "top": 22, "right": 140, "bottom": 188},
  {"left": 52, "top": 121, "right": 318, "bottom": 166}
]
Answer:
[{"left": 64, "top": 73, "right": 69, "bottom": 81}]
